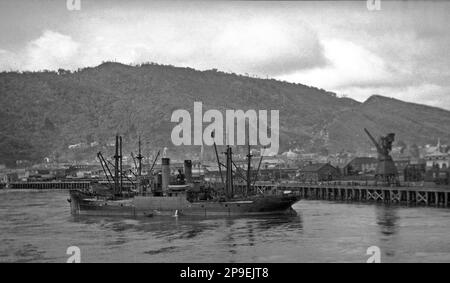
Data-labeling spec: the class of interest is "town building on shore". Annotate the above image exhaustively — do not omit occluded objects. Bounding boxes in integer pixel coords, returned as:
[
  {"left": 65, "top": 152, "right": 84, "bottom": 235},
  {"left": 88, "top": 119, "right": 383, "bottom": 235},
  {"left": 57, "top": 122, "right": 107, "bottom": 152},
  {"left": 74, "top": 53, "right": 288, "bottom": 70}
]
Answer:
[
  {"left": 343, "top": 157, "right": 378, "bottom": 176},
  {"left": 425, "top": 152, "right": 450, "bottom": 169},
  {"left": 296, "top": 163, "right": 340, "bottom": 182}
]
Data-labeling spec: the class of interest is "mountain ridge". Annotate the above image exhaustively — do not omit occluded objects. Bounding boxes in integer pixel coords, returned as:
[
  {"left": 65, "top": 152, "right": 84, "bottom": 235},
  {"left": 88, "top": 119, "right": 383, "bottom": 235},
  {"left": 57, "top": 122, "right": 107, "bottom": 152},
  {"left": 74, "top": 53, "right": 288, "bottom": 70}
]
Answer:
[{"left": 0, "top": 62, "right": 449, "bottom": 166}]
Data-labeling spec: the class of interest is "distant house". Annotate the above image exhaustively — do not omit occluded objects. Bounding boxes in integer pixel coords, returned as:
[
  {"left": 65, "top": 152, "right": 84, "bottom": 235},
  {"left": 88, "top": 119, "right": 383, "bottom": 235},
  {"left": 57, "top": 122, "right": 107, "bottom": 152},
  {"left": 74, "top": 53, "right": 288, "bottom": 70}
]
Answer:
[
  {"left": 281, "top": 150, "right": 298, "bottom": 160},
  {"left": 424, "top": 166, "right": 450, "bottom": 185},
  {"left": 261, "top": 158, "right": 285, "bottom": 169},
  {"left": 297, "top": 163, "right": 340, "bottom": 182},
  {"left": 425, "top": 152, "right": 450, "bottom": 169},
  {"left": 344, "top": 157, "right": 378, "bottom": 175},
  {"left": 404, "top": 163, "right": 426, "bottom": 182}
]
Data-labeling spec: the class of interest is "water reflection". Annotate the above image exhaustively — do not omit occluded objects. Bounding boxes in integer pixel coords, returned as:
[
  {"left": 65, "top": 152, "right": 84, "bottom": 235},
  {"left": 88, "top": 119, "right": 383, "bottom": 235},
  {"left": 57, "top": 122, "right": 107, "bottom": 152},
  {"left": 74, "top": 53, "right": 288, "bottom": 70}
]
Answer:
[
  {"left": 374, "top": 205, "right": 401, "bottom": 259},
  {"left": 4, "top": 191, "right": 449, "bottom": 262},
  {"left": 70, "top": 212, "right": 303, "bottom": 242},
  {"left": 375, "top": 205, "right": 400, "bottom": 237}
]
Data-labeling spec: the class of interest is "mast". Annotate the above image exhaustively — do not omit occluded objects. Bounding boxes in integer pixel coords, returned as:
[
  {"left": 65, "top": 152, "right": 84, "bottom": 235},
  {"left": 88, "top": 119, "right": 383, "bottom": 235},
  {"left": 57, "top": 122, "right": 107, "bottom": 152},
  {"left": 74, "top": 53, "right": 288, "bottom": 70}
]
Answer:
[
  {"left": 200, "top": 143, "right": 204, "bottom": 178},
  {"left": 212, "top": 130, "right": 224, "bottom": 186},
  {"left": 119, "top": 136, "right": 123, "bottom": 192},
  {"left": 246, "top": 142, "right": 252, "bottom": 197},
  {"left": 114, "top": 135, "right": 120, "bottom": 194},
  {"left": 97, "top": 152, "right": 114, "bottom": 188},
  {"left": 252, "top": 147, "right": 265, "bottom": 187},
  {"left": 225, "top": 146, "right": 233, "bottom": 199},
  {"left": 136, "top": 135, "right": 143, "bottom": 177},
  {"left": 148, "top": 150, "right": 160, "bottom": 176}
]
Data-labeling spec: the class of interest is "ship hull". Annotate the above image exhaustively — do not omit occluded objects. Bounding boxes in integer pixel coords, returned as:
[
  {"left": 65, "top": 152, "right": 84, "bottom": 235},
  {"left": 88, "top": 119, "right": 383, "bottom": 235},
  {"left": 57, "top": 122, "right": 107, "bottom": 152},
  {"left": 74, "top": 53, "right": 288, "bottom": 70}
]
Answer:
[
  {"left": 134, "top": 195, "right": 299, "bottom": 216},
  {"left": 69, "top": 190, "right": 300, "bottom": 217}
]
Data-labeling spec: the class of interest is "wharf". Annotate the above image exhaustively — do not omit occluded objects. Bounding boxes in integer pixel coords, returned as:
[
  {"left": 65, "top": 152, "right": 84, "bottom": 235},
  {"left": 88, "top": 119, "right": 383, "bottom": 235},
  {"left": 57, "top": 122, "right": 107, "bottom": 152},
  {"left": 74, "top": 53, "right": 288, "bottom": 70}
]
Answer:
[
  {"left": 5, "top": 180, "right": 450, "bottom": 207},
  {"left": 231, "top": 182, "right": 450, "bottom": 207},
  {"left": 4, "top": 180, "right": 134, "bottom": 190}
]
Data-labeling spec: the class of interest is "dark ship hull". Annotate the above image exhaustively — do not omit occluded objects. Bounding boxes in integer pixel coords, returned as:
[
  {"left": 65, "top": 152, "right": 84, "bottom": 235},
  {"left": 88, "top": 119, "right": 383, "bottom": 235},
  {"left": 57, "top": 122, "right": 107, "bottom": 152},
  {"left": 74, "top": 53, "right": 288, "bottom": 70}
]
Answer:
[
  {"left": 133, "top": 193, "right": 300, "bottom": 216},
  {"left": 69, "top": 189, "right": 300, "bottom": 217},
  {"left": 69, "top": 190, "right": 135, "bottom": 216}
]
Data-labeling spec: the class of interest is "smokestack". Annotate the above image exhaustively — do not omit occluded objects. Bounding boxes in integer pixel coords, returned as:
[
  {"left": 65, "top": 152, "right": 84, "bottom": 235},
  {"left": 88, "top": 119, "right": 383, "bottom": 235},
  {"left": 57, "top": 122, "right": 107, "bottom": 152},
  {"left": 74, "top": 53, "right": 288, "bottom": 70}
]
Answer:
[
  {"left": 161, "top": 158, "right": 170, "bottom": 193},
  {"left": 184, "top": 160, "right": 192, "bottom": 183}
]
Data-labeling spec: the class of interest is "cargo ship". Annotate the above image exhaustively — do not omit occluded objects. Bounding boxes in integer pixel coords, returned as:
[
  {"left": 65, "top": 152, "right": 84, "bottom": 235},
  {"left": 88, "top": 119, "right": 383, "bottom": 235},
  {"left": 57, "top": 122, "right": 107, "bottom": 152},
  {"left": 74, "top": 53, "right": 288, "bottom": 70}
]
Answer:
[{"left": 68, "top": 135, "right": 301, "bottom": 217}]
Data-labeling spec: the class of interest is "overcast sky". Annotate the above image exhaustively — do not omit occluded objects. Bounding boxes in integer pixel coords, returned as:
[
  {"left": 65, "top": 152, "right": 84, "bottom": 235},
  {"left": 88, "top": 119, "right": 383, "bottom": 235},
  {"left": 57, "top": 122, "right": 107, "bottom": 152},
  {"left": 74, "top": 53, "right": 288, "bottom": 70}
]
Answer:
[{"left": 0, "top": 0, "right": 449, "bottom": 109}]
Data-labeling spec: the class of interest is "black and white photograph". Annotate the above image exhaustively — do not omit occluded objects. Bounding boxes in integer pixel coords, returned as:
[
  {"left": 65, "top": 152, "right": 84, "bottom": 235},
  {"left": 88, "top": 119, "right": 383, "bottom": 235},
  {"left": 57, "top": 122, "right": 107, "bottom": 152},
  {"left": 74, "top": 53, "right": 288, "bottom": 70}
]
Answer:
[{"left": 0, "top": 0, "right": 449, "bottom": 267}]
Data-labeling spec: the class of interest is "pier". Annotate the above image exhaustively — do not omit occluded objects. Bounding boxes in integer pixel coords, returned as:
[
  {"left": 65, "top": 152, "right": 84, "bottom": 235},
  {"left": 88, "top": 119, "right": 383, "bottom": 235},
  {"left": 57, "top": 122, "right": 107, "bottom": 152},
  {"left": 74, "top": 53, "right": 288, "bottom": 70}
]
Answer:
[
  {"left": 5, "top": 180, "right": 135, "bottom": 190},
  {"left": 3, "top": 180, "right": 450, "bottom": 207},
  {"left": 232, "top": 182, "right": 450, "bottom": 207},
  {"left": 7, "top": 181, "right": 90, "bottom": 190}
]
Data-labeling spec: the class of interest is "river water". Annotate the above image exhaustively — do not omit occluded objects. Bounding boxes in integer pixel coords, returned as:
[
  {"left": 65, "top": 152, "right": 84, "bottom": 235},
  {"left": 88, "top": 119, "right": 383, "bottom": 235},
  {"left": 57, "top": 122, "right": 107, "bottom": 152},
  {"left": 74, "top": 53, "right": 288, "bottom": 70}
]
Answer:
[{"left": 0, "top": 190, "right": 449, "bottom": 263}]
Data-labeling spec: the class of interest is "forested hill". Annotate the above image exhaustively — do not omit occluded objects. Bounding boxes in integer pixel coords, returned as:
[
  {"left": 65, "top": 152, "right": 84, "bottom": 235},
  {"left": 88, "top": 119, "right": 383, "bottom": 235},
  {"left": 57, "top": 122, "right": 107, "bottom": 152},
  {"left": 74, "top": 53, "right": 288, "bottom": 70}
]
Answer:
[{"left": 1, "top": 62, "right": 449, "bottom": 165}]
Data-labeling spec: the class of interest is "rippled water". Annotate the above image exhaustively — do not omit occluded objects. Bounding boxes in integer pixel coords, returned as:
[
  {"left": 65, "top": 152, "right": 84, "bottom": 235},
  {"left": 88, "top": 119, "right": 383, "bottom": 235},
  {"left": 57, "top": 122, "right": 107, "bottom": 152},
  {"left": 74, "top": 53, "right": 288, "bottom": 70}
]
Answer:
[{"left": 0, "top": 190, "right": 449, "bottom": 262}]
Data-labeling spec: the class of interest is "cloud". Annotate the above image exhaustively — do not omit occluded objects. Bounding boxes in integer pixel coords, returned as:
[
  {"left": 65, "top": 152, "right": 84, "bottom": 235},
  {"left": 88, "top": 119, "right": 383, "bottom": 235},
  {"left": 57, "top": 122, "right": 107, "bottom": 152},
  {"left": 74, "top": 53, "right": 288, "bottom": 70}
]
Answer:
[
  {"left": 0, "top": 49, "right": 19, "bottom": 70},
  {"left": 209, "top": 18, "right": 327, "bottom": 75},
  {"left": 73, "top": 10, "right": 327, "bottom": 76},
  {"left": 276, "top": 36, "right": 450, "bottom": 109},
  {"left": 0, "top": 6, "right": 328, "bottom": 76},
  {"left": 0, "top": 1, "right": 449, "bottom": 110},
  {"left": 24, "top": 30, "right": 80, "bottom": 71},
  {"left": 276, "top": 39, "right": 392, "bottom": 89},
  {"left": 0, "top": 30, "right": 79, "bottom": 71},
  {"left": 336, "top": 83, "right": 450, "bottom": 110}
]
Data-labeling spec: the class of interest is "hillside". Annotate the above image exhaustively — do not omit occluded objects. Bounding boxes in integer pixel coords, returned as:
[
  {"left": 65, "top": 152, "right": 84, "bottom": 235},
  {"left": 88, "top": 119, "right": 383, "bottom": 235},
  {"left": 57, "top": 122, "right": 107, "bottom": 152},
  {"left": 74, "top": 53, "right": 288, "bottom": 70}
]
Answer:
[
  {"left": 0, "top": 62, "right": 449, "bottom": 165},
  {"left": 329, "top": 95, "right": 450, "bottom": 152}
]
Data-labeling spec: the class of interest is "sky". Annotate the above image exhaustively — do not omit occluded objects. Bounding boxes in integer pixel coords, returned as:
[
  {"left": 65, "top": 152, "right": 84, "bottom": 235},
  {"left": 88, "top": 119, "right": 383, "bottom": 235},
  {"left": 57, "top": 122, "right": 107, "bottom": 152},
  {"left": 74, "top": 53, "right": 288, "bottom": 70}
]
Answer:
[{"left": 0, "top": 0, "right": 449, "bottom": 109}]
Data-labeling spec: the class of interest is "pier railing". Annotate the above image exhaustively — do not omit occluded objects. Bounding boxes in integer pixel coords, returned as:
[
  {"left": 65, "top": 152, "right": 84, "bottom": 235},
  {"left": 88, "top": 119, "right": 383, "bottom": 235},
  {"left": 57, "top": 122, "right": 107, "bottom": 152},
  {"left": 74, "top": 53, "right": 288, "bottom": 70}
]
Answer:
[
  {"left": 3, "top": 180, "right": 135, "bottom": 190},
  {"left": 229, "top": 181, "right": 450, "bottom": 207}
]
